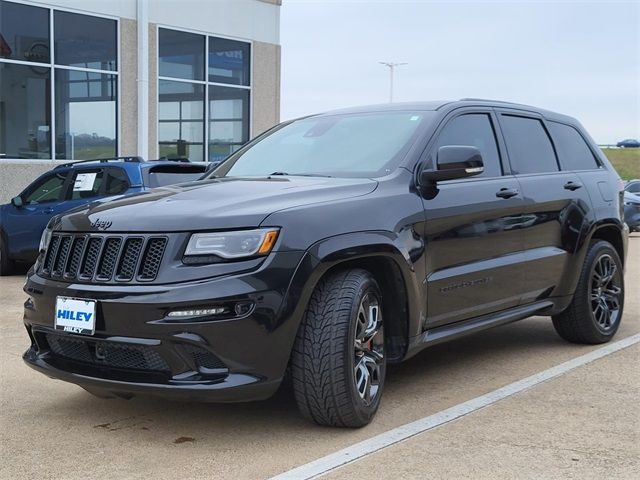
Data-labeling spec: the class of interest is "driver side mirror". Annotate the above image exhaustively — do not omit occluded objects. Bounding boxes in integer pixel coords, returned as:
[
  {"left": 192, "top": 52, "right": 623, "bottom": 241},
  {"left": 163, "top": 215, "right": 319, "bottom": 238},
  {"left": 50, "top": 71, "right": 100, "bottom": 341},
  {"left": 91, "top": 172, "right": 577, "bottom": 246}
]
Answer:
[
  {"left": 11, "top": 196, "right": 23, "bottom": 208},
  {"left": 420, "top": 146, "right": 484, "bottom": 184}
]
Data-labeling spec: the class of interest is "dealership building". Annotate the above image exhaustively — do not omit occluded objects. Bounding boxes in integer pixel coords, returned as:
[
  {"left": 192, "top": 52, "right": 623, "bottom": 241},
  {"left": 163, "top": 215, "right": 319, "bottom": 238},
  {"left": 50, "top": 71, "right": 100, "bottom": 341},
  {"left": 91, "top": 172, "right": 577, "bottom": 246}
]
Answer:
[{"left": 0, "top": 0, "right": 281, "bottom": 202}]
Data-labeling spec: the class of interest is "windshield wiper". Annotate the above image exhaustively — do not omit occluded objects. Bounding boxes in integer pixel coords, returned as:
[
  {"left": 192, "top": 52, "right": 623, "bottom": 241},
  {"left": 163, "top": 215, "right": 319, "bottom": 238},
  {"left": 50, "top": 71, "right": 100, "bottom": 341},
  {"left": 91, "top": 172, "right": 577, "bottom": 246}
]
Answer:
[{"left": 268, "top": 171, "right": 332, "bottom": 178}]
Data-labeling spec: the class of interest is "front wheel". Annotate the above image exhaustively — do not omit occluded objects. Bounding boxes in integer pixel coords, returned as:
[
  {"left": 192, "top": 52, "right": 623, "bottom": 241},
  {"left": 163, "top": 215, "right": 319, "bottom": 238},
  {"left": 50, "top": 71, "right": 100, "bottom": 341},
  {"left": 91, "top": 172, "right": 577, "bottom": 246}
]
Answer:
[
  {"left": 291, "top": 268, "right": 386, "bottom": 427},
  {"left": 552, "top": 240, "right": 624, "bottom": 344}
]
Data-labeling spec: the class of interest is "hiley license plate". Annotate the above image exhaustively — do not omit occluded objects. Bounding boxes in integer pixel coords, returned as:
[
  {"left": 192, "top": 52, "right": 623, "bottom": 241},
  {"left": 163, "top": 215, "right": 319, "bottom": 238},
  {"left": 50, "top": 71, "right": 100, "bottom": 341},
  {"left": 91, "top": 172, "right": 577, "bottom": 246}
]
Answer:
[{"left": 55, "top": 296, "right": 96, "bottom": 335}]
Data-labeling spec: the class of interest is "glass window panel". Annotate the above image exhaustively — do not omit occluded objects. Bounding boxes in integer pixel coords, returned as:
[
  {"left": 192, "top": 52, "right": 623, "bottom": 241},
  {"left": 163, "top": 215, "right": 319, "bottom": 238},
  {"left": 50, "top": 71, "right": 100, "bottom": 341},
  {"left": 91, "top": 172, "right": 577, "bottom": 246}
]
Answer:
[
  {"left": 69, "top": 169, "right": 104, "bottom": 200},
  {"left": 181, "top": 122, "right": 204, "bottom": 143},
  {"left": 54, "top": 11, "right": 116, "bottom": 71},
  {"left": 223, "top": 112, "right": 431, "bottom": 177},
  {"left": 0, "top": 0, "right": 50, "bottom": 63},
  {"left": 210, "top": 121, "right": 244, "bottom": 144},
  {"left": 158, "top": 101, "right": 180, "bottom": 121},
  {"left": 158, "top": 80, "right": 204, "bottom": 161},
  {"left": 158, "top": 122, "right": 180, "bottom": 143},
  {"left": 105, "top": 168, "right": 130, "bottom": 194},
  {"left": 208, "top": 86, "right": 249, "bottom": 162},
  {"left": 181, "top": 100, "right": 204, "bottom": 120},
  {"left": 548, "top": 122, "right": 599, "bottom": 171},
  {"left": 23, "top": 172, "right": 67, "bottom": 204},
  {"left": 55, "top": 69, "right": 117, "bottom": 160},
  {"left": 159, "top": 28, "right": 204, "bottom": 81},
  {"left": 208, "top": 36, "right": 250, "bottom": 86},
  {"left": 500, "top": 115, "right": 559, "bottom": 174},
  {"left": 0, "top": 63, "right": 51, "bottom": 159}
]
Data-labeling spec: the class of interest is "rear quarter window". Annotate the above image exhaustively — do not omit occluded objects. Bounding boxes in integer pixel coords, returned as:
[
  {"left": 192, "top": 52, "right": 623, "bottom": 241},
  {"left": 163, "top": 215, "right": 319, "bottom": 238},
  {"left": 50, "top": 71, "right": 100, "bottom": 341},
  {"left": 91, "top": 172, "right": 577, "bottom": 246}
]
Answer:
[
  {"left": 105, "top": 168, "right": 130, "bottom": 194},
  {"left": 548, "top": 122, "right": 599, "bottom": 171},
  {"left": 500, "top": 115, "right": 559, "bottom": 175}
]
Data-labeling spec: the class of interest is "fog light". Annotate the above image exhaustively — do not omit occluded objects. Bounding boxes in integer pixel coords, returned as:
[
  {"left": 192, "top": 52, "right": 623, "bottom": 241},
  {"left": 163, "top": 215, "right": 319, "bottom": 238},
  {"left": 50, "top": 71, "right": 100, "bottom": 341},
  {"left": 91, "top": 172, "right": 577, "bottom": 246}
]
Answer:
[
  {"left": 167, "top": 307, "right": 226, "bottom": 318},
  {"left": 234, "top": 302, "right": 253, "bottom": 316}
]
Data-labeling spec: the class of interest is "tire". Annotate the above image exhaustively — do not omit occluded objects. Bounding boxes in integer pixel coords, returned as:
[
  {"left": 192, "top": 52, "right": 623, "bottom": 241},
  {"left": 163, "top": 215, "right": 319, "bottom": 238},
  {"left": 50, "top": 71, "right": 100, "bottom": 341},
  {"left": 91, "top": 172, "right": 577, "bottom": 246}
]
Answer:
[
  {"left": 0, "top": 237, "right": 15, "bottom": 276},
  {"left": 552, "top": 240, "right": 624, "bottom": 344},
  {"left": 291, "top": 268, "right": 386, "bottom": 427}
]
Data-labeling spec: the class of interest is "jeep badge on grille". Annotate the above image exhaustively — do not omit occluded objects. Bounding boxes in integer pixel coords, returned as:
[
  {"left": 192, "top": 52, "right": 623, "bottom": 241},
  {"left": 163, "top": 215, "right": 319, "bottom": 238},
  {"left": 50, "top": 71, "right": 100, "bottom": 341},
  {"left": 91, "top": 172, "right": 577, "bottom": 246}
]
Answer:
[{"left": 90, "top": 219, "right": 112, "bottom": 231}]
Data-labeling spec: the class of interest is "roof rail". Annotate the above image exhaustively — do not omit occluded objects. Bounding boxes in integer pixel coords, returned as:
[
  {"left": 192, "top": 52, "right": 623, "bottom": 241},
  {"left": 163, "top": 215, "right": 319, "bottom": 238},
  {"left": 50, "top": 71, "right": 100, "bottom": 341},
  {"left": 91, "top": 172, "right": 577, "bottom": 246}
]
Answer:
[
  {"left": 55, "top": 156, "right": 144, "bottom": 169},
  {"left": 458, "top": 98, "right": 537, "bottom": 108}
]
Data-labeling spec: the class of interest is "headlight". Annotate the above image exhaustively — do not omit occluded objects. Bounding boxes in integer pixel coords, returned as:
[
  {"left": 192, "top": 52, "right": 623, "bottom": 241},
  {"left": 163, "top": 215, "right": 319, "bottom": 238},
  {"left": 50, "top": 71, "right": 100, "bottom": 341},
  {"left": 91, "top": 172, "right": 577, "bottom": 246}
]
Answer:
[
  {"left": 184, "top": 228, "right": 279, "bottom": 259},
  {"left": 39, "top": 227, "right": 52, "bottom": 253}
]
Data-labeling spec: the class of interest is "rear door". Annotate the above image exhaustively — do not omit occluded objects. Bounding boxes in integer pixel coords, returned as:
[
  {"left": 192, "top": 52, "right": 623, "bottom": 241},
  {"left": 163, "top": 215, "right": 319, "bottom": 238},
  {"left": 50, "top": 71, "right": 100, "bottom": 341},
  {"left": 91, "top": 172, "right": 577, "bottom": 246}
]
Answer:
[
  {"left": 422, "top": 109, "right": 525, "bottom": 328},
  {"left": 496, "top": 111, "right": 593, "bottom": 303}
]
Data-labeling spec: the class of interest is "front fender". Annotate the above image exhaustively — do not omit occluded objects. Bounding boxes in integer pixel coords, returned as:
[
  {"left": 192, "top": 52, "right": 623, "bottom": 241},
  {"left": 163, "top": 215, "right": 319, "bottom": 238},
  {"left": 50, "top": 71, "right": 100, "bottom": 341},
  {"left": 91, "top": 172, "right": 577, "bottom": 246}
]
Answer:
[{"left": 276, "top": 230, "right": 426, "bottom": 366}]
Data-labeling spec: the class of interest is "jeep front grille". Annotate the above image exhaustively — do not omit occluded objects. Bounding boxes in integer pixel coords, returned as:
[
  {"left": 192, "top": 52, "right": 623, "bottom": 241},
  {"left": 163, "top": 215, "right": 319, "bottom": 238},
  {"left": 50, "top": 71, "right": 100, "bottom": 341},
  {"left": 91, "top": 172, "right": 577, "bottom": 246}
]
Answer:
[{"left": 40, "top": 233, "right": 167, "bottom": 283}]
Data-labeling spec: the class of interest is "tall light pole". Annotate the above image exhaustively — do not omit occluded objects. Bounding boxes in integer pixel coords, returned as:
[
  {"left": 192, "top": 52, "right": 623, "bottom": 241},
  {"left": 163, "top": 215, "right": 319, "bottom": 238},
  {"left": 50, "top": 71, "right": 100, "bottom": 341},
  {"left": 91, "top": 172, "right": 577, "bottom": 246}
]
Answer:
[{"left": 379, "top": 61, "right": 408, "bottom": 103}]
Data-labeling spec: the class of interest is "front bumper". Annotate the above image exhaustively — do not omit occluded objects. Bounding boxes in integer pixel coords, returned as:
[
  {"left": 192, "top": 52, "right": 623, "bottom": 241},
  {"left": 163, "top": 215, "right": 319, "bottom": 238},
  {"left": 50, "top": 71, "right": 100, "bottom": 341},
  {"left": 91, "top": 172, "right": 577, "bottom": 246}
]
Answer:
[{"left": 22, "top": 251, "right": 305, "bottom": 402}]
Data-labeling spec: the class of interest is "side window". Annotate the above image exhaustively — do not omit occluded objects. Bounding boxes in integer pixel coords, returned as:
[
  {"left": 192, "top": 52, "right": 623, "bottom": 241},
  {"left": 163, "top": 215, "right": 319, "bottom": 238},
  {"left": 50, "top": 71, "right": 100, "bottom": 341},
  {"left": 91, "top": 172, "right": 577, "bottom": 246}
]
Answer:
[
  {"left": 548, "top": 122, "right": 599, "bottom": 171},
  {"left": 434, "top": 113, "right": 502, "bottom": 178},
  {"left": 69, "top": 169, "right": 104, "bottom": 200},
  {"left": 23, "top": 172, "right": 68, "bottom": 204},
  {"left": 105, "top": 168, "right": 130, "bottom": 195},
  {"left": 500, "top": 115, "right": 558, "bottom": 174}
]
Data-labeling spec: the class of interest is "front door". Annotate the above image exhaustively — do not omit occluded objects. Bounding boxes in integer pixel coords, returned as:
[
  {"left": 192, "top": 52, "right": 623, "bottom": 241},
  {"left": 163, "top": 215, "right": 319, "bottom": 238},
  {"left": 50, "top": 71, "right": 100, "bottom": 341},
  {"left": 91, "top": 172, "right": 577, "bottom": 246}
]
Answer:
[
  {"left": 5, "top": 170, "right": 69, "bottom": 261},
  {"left": 422, "top": 110, "right": 526, "bottom": 328}
]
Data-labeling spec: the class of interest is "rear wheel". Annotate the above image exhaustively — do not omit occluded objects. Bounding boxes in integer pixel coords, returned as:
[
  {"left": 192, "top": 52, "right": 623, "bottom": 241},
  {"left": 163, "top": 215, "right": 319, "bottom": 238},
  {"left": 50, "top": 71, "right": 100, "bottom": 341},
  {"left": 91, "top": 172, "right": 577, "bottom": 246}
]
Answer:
[
  {"left": 552, "top": 240, "right": 624, "bottom": 344},
  {"left": 0, "top": 237, "right": 15, "bottom": 276},
  {"left": 291, "top": 268, "right": 386, "bottom": 427}
]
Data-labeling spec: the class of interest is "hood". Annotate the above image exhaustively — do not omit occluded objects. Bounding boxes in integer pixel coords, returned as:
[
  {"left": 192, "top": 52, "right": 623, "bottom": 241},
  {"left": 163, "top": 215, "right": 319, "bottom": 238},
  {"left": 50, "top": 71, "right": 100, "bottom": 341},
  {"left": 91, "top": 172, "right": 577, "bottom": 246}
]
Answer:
[{"left": 56, "top": 176, "right": 378, "bottom": 232}]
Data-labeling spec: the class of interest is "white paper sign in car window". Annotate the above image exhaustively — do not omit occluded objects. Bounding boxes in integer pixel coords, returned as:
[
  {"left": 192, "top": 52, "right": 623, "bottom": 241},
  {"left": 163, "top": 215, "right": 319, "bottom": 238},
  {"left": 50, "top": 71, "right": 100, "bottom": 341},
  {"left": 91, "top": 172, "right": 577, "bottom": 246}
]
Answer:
[{"left": 73, "top": 173, "right": 97, "bottom": 191}]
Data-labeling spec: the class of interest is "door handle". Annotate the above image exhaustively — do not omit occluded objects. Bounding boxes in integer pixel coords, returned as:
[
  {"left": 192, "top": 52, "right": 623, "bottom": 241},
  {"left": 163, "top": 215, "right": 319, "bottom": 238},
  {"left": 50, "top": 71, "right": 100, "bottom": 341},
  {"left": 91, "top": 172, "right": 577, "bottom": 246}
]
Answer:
[
  {"left": 496, "top": 188, "right": 519, "bottom": 199},
  {"left": 564, "top": 181, "right": 583, "bottom": 191}
]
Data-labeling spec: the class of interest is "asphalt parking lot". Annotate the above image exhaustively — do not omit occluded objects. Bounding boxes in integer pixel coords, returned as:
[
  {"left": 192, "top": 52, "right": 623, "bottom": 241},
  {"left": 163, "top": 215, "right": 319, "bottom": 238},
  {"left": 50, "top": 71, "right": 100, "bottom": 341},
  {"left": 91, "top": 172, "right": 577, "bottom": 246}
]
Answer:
[{"left": 1, "top": 236, "right": 638, "bottom": 480}]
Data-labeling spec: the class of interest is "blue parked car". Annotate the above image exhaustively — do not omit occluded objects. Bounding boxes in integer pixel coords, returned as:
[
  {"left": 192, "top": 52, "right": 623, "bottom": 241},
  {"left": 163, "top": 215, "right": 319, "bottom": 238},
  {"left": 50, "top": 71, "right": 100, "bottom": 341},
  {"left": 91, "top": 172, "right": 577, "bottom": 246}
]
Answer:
[
  {"left": 0, "top": 157, "right": 207, "bottom": 275},
  {"left": 616, "top": 139, "right": 640, "bottom": 148}
]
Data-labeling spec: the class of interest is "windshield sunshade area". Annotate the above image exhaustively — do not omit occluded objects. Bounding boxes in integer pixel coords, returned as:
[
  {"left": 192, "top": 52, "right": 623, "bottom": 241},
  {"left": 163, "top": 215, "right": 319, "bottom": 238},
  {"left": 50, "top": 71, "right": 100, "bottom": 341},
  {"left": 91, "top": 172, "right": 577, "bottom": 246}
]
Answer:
[{"left": 219, "top": 111, "right": 434, "bottom": 178}]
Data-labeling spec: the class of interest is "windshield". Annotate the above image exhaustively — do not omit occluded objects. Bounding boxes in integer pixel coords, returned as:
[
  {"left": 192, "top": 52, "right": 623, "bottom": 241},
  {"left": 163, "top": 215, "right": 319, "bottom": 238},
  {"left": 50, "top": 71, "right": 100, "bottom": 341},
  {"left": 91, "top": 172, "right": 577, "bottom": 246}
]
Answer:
[
  {"left": 627, "top": 182, "right": 640, "bottom": 194},
  {"left": 212, "top": 111, "right": 434, "bottom": 178}
]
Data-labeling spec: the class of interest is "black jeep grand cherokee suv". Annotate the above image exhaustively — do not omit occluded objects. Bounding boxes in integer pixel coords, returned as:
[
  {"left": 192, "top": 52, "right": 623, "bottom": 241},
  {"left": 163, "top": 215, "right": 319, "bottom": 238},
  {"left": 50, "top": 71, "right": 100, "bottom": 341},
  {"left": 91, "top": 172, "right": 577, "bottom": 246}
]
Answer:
[{"left": 23, "top": 100, "right": 628, "bottom": 427}]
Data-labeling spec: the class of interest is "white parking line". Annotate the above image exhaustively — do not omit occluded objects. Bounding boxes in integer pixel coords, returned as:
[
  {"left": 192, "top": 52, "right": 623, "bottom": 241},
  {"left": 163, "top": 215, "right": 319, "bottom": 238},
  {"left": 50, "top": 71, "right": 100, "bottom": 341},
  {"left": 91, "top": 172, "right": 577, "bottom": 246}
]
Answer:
[{"left": 271, "top": 333, "right": 640, "bottom": 480}]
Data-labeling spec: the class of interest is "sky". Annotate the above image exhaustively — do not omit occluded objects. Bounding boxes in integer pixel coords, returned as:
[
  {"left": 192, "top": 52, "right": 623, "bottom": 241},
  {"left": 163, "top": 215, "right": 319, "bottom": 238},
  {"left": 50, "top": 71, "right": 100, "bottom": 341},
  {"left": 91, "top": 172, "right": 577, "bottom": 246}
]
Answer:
[{"left": 279, "top": 0, "right": 640, "bottom": 144}]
